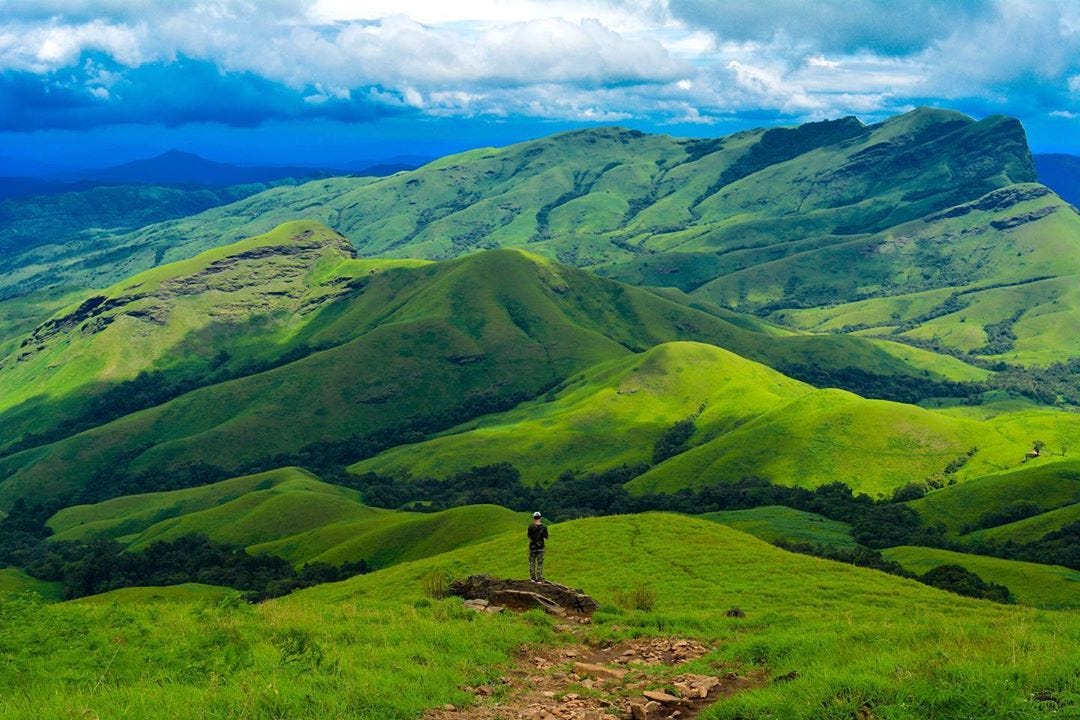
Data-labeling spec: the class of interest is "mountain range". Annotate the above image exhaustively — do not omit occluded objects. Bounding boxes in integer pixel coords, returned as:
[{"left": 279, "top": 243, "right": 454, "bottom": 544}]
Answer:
[{"left": 1, "top": 109, "right": 1079, "bottom": 720}]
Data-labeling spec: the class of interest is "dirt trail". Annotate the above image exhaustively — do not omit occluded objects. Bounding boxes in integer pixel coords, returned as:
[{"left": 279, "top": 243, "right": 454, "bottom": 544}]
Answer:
[{"left": 424, "top": 628, "right": 764, "bottom": 720}]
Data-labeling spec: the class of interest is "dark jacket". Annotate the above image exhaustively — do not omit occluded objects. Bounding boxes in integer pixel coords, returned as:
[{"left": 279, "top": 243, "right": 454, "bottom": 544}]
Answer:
[{"left": 528, "top": 522, "right": 548, "bottom": 551}]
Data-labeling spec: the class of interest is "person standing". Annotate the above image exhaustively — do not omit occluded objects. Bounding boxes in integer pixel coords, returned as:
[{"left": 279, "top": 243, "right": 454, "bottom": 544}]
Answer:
[{"left": 528, "top": 511, "right": 548, "bottom": 583}]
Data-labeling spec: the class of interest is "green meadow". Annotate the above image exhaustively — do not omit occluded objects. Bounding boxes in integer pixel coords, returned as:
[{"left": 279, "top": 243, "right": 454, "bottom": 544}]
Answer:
[
  {"left": 1, "top": 109, "right": 1080, "bottom": 720},
  {"left": 701, "top": 506, "right": 858, "bottom": 548},
  {"left": 2, "top": 515, "right": 1078, "bottom": 720},
  {"left": 882, "top": 545, "right": 1080, "bottom": 609},
  {"left": 48, "top": 468, "right": 527, "bottom": 568}
]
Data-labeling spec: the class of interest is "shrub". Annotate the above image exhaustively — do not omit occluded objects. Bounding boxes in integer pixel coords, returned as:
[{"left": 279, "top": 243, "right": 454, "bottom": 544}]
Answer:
[
  {"left": 616, "top": 582, "right": 656, "bottom": 612},
  {"left": 422, "top": 569, "right": 451, "bottom": 599}
]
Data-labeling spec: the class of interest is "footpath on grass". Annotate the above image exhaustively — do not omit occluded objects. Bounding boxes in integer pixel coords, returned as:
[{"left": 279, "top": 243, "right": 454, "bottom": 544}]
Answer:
[{"left": 431, "top": 575, "right": 764, "bottom": 720}]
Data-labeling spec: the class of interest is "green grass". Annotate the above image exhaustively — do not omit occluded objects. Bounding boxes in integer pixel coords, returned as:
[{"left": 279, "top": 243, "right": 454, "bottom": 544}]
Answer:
[
  {"left": 2, "top": 513, "right": 1078, "bottom": 719},
  {"left": 69, "top": 583, "right": 236, "bottom": 605},
  {"left": 967, "top": 503, "right": 1080, "bottom": 544},
  {"left": 2, "top": 229, "right": 991, "bottom": 506},
  {"left": 909, "top": 460, "right": 1080, "bottom": 532},
  {"left": 351, "top": 341, "right": 811, "bottom": 485},
  {"left": 0, "top": 568, "right": 61, "bottom": 600},
  {"left": 628, "top": 389, "right": 1080, "bottom": 497},
  {"left": 700, "top": 506, "right": 858, "bottom": 548},
  {"left": 882, "top": 546, "right": 1080, "bottom": 609},
  {"left": 47, "top": 468, "right": 528, "bottom": 568}
]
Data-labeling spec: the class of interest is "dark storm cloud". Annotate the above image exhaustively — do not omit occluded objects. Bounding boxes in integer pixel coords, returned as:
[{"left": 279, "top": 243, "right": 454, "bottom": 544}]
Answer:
[{"left": 0, "top": 56, "right": 408, "bottom": 131}]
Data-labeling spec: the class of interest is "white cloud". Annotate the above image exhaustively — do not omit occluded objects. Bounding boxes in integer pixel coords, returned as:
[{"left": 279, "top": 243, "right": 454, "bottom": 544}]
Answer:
[
  {"left": 0, "top": 0, "right": 1078, "bottom": 128},
  {"left": 1050, "top": 109, "right": 1078, "bottom": 119}
]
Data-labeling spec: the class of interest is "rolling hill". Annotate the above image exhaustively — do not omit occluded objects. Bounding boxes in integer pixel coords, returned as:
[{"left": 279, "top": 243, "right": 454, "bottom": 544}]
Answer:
[
  {"left": 908, "top": 460, "right": 1080, "bottom": 533},
  {"left": 5, "top": 108, "right": 1075, "bottom": 371},
  {"left": 1, "top": 218, "right": 998, "bottom": 507},
  {"left": 352, "top": 339, "right": 1080, "bottom": 496},
  {"left": 350, "top": 342, "right": 813, "bottom": 485},
  {"left": 627, "top": 395, "right": 1080, "bottom": 496},
  {"left": 881, "top": 545, "right": 1080, "bottom": 609},
  {"left": 47, "top": 467, "right": 527, "bottom": 568}
]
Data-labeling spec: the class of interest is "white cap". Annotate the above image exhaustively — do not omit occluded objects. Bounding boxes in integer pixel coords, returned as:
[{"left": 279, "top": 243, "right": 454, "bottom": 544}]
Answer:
[{"left": 533, "top": 511, "right": 542, "bottom": 518}]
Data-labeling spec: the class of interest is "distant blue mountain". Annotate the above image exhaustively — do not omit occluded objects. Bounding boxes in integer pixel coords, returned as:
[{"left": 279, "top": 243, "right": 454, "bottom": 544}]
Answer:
[
  {"left": 0, "top": 151, "right": 431, "bottom": 199},
  {"left": 73, "top": 150, "right": 347, "bottom": 186},
  {"left": 1035, "top": 154, "right": 1080, "bottom": 207}
]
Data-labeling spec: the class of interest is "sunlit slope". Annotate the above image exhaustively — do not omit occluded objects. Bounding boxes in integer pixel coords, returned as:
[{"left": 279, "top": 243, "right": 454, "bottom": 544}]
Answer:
[
  {"left": 700, "top": 506, "right": 858, "bottom": 548},
  {"left": 351, "top": 342, "right": 811, "bottom": 484},
  {"left": 69, "top": 583, "right": 235, "bottom": 605},
  {"left": 909, "top": 460, "right": 1080, "bottom": 532},
  {"left": 882, "top": 546, "right": 1080, "bottom": 609},
  {"left": 770, "top": 185, "right": 1080, "bottom": 365},
  {"left": 2, "top": 514, "right": 1077, "bottom": 720},
  {"left": 298, "top": 513, "right": 1080, "bottom": 719},
  {"left": 0, "top": 220, "right": 375, "bottom": 447},
  {"left": 628, "top": 393, "right": 1080, "bottom": 496},
  {"left": 48, "top": 467, "right": 372, "bottom": 545},
  {"left": 967, "top": 503, "right": 1080, "bottom": 544},
  {"left": 0, "top": 236, "right": 975, "bottom": 507},
  {"left": 47, "top": 469, "right": 526, "bottom": 567}
]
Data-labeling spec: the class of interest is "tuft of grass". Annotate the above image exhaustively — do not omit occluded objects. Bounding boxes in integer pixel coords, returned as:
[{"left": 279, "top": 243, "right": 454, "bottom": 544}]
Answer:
[
  {"left": 615, "top": 582, "right": 657, "bottom": 612},
  {"left": 421, "top": 569, "right": 451, "bottom": 600}
]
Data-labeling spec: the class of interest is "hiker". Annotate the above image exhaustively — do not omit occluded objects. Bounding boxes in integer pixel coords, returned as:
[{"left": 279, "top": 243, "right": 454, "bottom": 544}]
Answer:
[{"left": 528, "top": 511, "right": 548, "bottom": 583}]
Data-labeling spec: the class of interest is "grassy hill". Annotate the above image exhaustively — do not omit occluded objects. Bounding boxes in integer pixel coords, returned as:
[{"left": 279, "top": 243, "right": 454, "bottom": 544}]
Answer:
[
  {"left": 1, "top": 222, "right": 994, "bottom": 507},
  {"left": 2, "top": 514, "right": 1073, "bottom": 719},
  {"left": 0, "top": 220, "right": 369, "bottom": 449},
  {"left": 47, "top": 468, "right": 528, "bottom": 568},
  {"left": 627, "top": 389, "right": 1080, "bottom": 496},
  {"left": 351, "top": 337, "right": 1080, "bottom": 496},
  {"left": 909, "top": 460, "right": 1080, "bottom": 533},
  {"left": 8, "top": 109, "right": 1075, "bottom": 372},
  {"left": 700, "top": 506, "right": 858, "bottom": 548},
  {"left": 69, "top": 582, "right": 235, "bottom": 605},
  {"left": 882, "top": 545, "right": 1080, "bottom": 609},
  {"left": 0, "top": 567, "right": 61, "bottom": 600},
  {"left": 967, "top": 503, "right": 1080, "bottom": 544},
  {"left": 351, "top": 342, "right": 812, "bottom": 485}
]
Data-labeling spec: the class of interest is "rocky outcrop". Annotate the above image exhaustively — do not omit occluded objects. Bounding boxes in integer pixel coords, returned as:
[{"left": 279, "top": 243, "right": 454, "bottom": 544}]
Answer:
[{"left": 449, "top": 575, "right": 599, "bottom": 616}]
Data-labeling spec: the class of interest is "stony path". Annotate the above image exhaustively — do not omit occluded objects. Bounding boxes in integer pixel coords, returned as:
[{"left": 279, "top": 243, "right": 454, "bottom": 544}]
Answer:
[{"left": 424, "top": 630, "right": 763, "bottom": 720}]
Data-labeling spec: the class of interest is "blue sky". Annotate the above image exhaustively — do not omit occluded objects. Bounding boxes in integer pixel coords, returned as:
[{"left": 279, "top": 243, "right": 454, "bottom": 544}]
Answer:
[{"left": 1, "top": 0, "right": 1078, "bottom": 172}]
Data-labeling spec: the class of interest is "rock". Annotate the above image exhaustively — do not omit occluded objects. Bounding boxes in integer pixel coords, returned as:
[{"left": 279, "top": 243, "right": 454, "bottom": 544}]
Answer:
[
  {"left": 644, "top": 701, "right": 662, "bottom": 716},
  {"left": 573, "top": 662, "right": 628, "bottom": 681},
  {"left": 725, "top": 607, "right": 746, "bottom": 618},
  {"left": 442, "top": 704, "right": 455, "bottom": 711},
  {"left": 476, "top": 685, "right": 493, "bottom": 696},
  {"left": 629, "top": 703, "right": 647, "bottom": 720},
  {"left": 449, "top": 575, "right": 599, "bottom": 615},
  {"left": 642, "top": 690, "right": 681, "bottom": 704}
]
